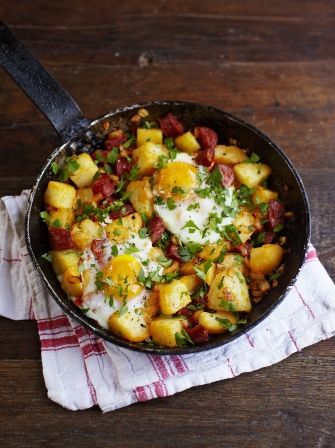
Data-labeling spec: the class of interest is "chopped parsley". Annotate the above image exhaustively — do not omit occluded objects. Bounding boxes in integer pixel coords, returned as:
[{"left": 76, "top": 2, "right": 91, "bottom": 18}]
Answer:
[
  {"left": 221, "top": 224, "right": 242, "bottom": 246},
  {"left": 40, "top": 211, "right": 49, "bottom": 222},
  {"left": 259, "top": 202, "right": 269, "bottom": 215},
  {"left": 51, "top": 161, "right": 59, "bottom": 175},
  {"left": 178, "top": 242, "right": 202, "bottom": 262},
  {"left": 175, "top": 329, "right": 194, "bottom": 347},
  {"left": 106, "top": 147, "right": 119, "bottom": 164},
  {"left": 245, "top": 152, "right": 260, "bottom": 163},
  {"left": 181, "top": 220, "right": 200, "bottom": 233},
  {"left": 41, "top": 252, "right": 52, "bottom": 262},
  {"left": 118, "top": 301, "right": 128, "bottom": 317},
  {"left": 167, "top": 197, "right": 177, "bottom": 210},
  {"left": 139, "top": 227, "right": 148, "bottom": 239},
  {"left": 124, "top": 245, "right": 140, "bottom": 255}
]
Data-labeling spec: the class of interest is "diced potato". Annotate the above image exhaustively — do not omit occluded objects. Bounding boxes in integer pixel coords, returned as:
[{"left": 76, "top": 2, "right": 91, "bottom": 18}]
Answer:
[
  {"left": 132, "top": 142, "right": 168, "bottom": 177},
  {"left": 48, "top": 208, "right": 74, "bottom": 229},
  {"left": 150, "top": 317, "right": 184, "bottom": 347},
  {"left": 214, "top": 145, "right": 247, "bottom": 165},
  {"left": 142, "top": 289, "right": 160, "bottom": 323},
  {"left": 252, "top": 186, "right": 278, "bottom": 205},
  {"left": 126, "top": 177, "right": 154, "bottom": 218},
  {"left": 174, "top": 131, "right": 201, "bottom": 154},
  {"left": 71, "top": 219, "right": 102, "bottom": 250},
  {"left": 157, "top": 279, "right": 191, "bottom": 315},
  {"left": 179, "top": 275, "right": 202, "bottom": 293},
  {"left": 105, "top": 213, "right": 143, "bottom": 244},
  {"left": 137, "top": 128, "right": 163, "bottom": 146},
  {"left": 249, "top": 244, "right": 284, "bottom": 275},
  {"left": 61, "top": 265, "right": 82, "bottom": 297},
  {"left": 199, "top": 242, "right": 231, "bottom": 261},
  {"left": 208, "top": 268, "right": 251, "bottom": 312},
  {"left": 198, "top": 310, "right": 238, "bottom": 334},
  {"left": 69, "top": 153, "right": 99, "bottom": 188},
  {"left": 109, "top": 309, "right": 149, "bottom": 342},
  {"left": 217, "top": 253, "right": 244, "bottom": 273},
  {"left": 51, "top": 250, "right": 81, "bottom": 276},
  {"left": 44, "top": 181, "right": 76, "bottom": 209},
  {"left": 76, "top": 187, "right": 95, "bottom": 205},
  {"left": 180, "top": 261, "right": 196, "bottom": 275},
  {"left": 233, "top": 208, "right": 255, "bottom": 243},
  {"left": 233, "top": 162, "right": 271, "bottom": 189},
  {"left": 197, "top": 261, "right": 216, "bottom": 286}
]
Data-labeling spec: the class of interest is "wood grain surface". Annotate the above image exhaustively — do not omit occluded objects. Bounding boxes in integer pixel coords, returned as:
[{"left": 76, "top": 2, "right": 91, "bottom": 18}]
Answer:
[{"left": 0, "top": 1, "right": 334, "bottom": 447}]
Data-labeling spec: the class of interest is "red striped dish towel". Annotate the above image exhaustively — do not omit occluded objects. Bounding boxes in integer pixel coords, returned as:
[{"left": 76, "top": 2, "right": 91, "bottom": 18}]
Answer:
[{"left": 1, "top": 191, "right": 335, "bottom": 412}]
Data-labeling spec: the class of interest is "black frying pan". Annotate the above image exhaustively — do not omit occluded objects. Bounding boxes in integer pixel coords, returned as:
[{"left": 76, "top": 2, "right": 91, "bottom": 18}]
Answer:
[{"left": 0, "top": 22, "right": 310, "bottom": 355}]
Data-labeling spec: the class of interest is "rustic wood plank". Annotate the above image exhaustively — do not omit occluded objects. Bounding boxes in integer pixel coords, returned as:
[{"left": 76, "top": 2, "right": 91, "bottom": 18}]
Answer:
[{"left": 1, "top": 17, "right": 334, "bottom": 67}]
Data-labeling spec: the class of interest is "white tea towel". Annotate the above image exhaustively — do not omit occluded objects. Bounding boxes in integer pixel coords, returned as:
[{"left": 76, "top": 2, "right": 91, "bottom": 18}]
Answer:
[{"left": 1, "top": 191, "right": 335, "bottom": 412}]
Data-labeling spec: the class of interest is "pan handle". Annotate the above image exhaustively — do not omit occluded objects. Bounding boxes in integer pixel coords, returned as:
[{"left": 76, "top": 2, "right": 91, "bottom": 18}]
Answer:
[{"left": 0, "top": 22, "right": 89, "bottom": 142}]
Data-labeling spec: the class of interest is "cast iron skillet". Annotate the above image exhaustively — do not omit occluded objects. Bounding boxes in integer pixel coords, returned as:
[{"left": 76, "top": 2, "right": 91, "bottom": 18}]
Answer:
[{"left": 0, "top": 23, "right": 310, "bottom": 355}]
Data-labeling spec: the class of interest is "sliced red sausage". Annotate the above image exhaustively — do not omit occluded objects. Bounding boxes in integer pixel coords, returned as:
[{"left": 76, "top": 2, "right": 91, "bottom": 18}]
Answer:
[
  {"left": 166, "top": 241, "right": 182, "bottom": 261},
  {"left": 177, "top": 307, "right": 196, "bottom": 326},
  {"left": 109, "top": 204, "right": 135, "bottom": 220},
  {"left": 91, "top": 239, "right": 106, "bottom": 265},
  {"left": 104, "top": 133, "right": 127, "bottom": 150},
  {"left": 148, "top": 216, "right": 166, "bottom": 245},
  {"left": 49, "top": 227, "right": 74, "bottom": 250},
  {"left": 194, "top": 126, "right": 218, "bottom": 150},
  {"left": 92, "top": 174, "right": 115, "bottom": 199},
  {"left": 235, "top": 241, "right": 251, "bottom": 257},
  {"left": 264, "top": 230, "right": 275, "bottom": 244},
  {"left": 158, "top": 113, "right": 184, "bottom": 137},
  {"left": 218, "top": 164, "right": 235, "bottom": 187},
  {"left": 115, "top": 157, "right": 132, "bottom": 176},
  {"left": 195, "top": 147, "right": 215, "bottom": 167},
  {"left": 268, "top": 200, "right": 285, "bottom": 229},
  {"left": 186, "top": 325, "right": 209, "bottom": 343}
]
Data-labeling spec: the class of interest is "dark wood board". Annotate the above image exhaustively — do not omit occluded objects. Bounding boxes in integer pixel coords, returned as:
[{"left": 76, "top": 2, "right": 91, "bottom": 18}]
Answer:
[{"left": 0, "top": 1, "right": 334, "bottom": 447}]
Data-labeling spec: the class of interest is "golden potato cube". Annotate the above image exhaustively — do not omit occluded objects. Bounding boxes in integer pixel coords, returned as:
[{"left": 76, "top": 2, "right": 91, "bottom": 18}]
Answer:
[
  {"left": 252, "top": 186, "right": 278, "bottom": 205},
  {"left": 150, "top": 317, "right": 184, "bottom": 347},
  {"left": 132, "top": 142, "right": 168, "bottom": 177},
  {"left": 214, "top": 145, "right": 247, "bottom": 165},
  {"left": 61, "top": 265, "right": 82, "bottom": 297},
  {"left": 208, "top": 268, "right": 251, "bottom": 312},
  {"left": 197, "top": 261, "right": 216, "bottom": 286},
  {"left": 233, "top": 162, "right": 271, "bottom": 189},
  {"left": 199, "top": 242, "right": 231, "bottom": 260},
  {"left": 233, "top": 208, "right": 255, "bottom": 243},
  {"left": 143, "top": 289, "right": 160, "bottom": 323},
  {"left": 174, "top": 131, "right": 201, "bottom": 154},
  {"left": 126, "top": 177, "right": 154, "bottom": 218},
  {"left": 137, "top": 128, "right": 163, "bottom": 146},
  {"left": 48, "top": 208, "right": 75, "bottom": 229},
  {"left": 217, "top": 253, "right": 244, "bottom": 273},
  {"left": 180, "top": 261, "right": 196, "bottom": 275},
  {"left": 250, "top": 244, "right": 284, "bottom": 275},
  {"left": 44, "top": 181, "right": 76, "bottom": 209},
  {"left": 76, "top": 187, "right": 95, "bottom": 205},
  {"left": 105, "top": 213, "right": 143, "bottom": 244},
  {"left": 109, "top": 310, "right": 149, "bottom": 343},
  {"left": 70, "top": 153, "right": 99, "bottom": 188},
  {"left": 71, "top": 219, "right": 102, "bottom": 250},
  {"left": 179, "top": 275, "right": 202, "bottom": 293},
  {"left": 198, "top": 310, "right": 238, "bottom": 334},
  {"left": 51, "top": 250, "right": 81, "bottom": 276},
  {"left": 157, "top": 279, "right": 191, "bottom": 315}
]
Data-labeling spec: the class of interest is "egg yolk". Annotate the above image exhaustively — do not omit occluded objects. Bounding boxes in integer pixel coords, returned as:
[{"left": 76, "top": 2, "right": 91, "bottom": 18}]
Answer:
[
  {"left": 155, "top": 162, "right": 198, "bottom": 199},
  {"left": 102, "top": 255, "right": 143, "bottom": 300}
]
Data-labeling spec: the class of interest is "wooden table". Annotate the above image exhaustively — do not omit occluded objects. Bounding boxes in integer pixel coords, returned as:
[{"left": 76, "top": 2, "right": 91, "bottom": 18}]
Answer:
[{"left": 1, "top": 1, "right": 334, "bottom": 446}]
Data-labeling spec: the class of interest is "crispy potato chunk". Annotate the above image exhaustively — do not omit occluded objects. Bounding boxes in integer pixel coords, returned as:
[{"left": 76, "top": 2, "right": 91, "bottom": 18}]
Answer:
[
  {"left": 126, "top": 177, "right": 154, "bottom": 218},
  {"left": 48, "top": 208, "right": 74, "bottom": 229},
  {"left": 76, "top": 187, "right": 95, "bottom": 205},
  {"left": 249, "top": 244, "right": 284, "bottom": 275},
  {"left": 132, "top": 142, "right": 168, "bottom": 177},
  {"left": 70, "top": 153, "right": 99, "bottom": 188},
  {"left": 157, "top": 279, "right": 191, "bottom": 314},
  {"left": 61, "top": 265, "right": 82, "bottom": 297},
  {"left": 179, "top": 275, "right": 202, "bottom": 293},
  {"left": 198, "top": 310, "right": 238, "bottom": 334},
  {"left": 216, "top": 253, "right": 244, "bottom": 273},
  {"left": 109, "top": 310, "right": 149, "bottom": 342},
  {"left": 150, "top": 317, "right": 184, "bottom": 347},
  {"left": 199, "top": 242, "right": 230, "bottom": 261},
  {"left": 44, "top": 181, "right": 76, "bottom": 209},
  {"left": 137, "top": 128, "right": 163, "bottom": 146},
  {"left": 51, "top": 250, "right": 81, "bottom": 276},
  {"left": 196, "top": 261, "right": 216, "bottom": 286},
  {"left": 233, "top": 162, "right": 271, "bottom": 189},
  {"left": 233, "top": 208, "right": 255, "bottom": 243},
  {"left": 214, "top": 145, "right": 247, "bottom": 165},
  {"left": 71, "top": 219, "right": 102, "bottom": 250},
  {"left": 142, "top": 290, "right": 160, "bottom": 323},
  {"left": 174, "top": 131, "right": 201, "bottom": 154},
  {"left": 208, "top": 268, "right": 251, "bottom": 312},
  {"left": 105, "top": 213, "right": 143, "bottom": 244},
  {"left": 252, "top": 186, "right": 278, "bottom": 205}
]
